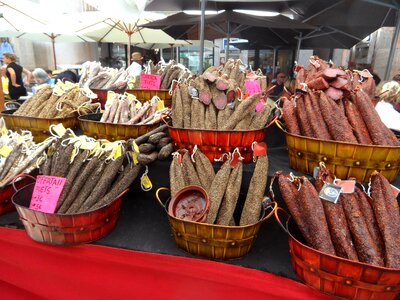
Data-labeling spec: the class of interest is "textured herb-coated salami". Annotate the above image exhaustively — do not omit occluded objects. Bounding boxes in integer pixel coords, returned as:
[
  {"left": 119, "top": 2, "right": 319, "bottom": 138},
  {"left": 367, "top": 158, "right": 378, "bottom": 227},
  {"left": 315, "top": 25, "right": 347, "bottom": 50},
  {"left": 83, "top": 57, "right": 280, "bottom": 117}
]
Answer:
[
  {"left": 344, "top": 99, "right": 373, "bottom": 145},
  {"left": 341, "top": 193, "right": 384, "bottom": 266},
  {"left": 281, "top": 97, "right": 301, "bottom": 135}
]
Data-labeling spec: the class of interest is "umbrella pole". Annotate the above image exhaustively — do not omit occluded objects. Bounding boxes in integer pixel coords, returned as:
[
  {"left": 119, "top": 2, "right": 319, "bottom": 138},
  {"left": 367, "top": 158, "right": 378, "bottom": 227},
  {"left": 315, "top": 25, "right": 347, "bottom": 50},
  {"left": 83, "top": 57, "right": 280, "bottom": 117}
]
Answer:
[
  {"left": 51, "top": 35, "right": 57, "bottom": 70},
  {"left": 295, "top": 32, "right": 302, "bottom": 62},
  {"left": 128, "top": 33, "right": 132, "bottom": 66},
  {"left": 226, "top": 21, "right": 230, "bottom": 60},
  {"left": 384, "top": 9, "right": 400, "bottom": 80},
  {"left": 199, "top": 0, "right": 207, "bottom": 73}
]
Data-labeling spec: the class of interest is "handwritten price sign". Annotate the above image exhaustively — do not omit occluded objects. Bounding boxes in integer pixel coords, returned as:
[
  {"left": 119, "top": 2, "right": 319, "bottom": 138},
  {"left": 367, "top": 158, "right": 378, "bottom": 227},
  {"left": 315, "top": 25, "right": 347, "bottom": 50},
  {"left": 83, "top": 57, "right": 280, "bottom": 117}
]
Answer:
[
  {"left": 140, "top": 74, "right": 161, "bottom": 90},
  {"left": 29, "top": 176, "right": 66, "bottom": 213},
  {"left": 245, "top": 79, "right": 262, "bottom": 96}
]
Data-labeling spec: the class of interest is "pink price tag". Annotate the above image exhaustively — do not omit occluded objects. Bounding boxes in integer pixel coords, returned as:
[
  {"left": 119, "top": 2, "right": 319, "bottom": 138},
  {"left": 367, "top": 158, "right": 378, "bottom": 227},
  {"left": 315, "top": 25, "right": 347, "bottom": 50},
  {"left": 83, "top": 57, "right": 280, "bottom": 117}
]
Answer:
[
  {"left": 140, "top": 74, "right": 161, "bottom": 90},
  {"left": 245, "top": 79, "right": 261, "bottom": 96},
  {"left": 29, "top": 175, "right": 66, "bottom": 213},
  {"left": 255, "top": 100, "right": 265, "bottom": 112},
  {"left": 335, "top": 179, "right": 356, "bottom": 194}
]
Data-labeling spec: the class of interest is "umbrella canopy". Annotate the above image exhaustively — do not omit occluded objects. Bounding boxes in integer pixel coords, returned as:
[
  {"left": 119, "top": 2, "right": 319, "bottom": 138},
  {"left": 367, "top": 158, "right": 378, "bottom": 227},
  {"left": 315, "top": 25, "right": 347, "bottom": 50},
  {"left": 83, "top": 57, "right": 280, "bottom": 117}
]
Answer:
[
  {"left": 0, "top": 0, "right": 46, "bottom": 32},
  {"left": 78, "top": 15, "right": 176, "bottom": 63}
]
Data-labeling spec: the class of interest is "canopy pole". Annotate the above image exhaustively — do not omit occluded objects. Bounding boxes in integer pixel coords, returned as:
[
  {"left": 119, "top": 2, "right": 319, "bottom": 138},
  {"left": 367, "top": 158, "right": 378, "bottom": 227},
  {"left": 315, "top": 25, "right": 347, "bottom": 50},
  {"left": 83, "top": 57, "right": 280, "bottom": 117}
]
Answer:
[
  {"left": 273, "top": 48, "right": 277, "bottom": 74},
  {"left": 226, "top": 21, "right": 231, "bottom": 60},
  {"left": 199, "top": 0, "right": 207, "bottom": 74},
  {"left": 128, "top": 33, "right": 132, "bottom": 66},
  {"left": 51, "top": 35, "right": 57, "bottom": 70},
  {"left": 385, "top": 9, "right": 400, "bottom": 80},
  {"left": 296, "top": 32, "right": 302, "bottom": 62}
]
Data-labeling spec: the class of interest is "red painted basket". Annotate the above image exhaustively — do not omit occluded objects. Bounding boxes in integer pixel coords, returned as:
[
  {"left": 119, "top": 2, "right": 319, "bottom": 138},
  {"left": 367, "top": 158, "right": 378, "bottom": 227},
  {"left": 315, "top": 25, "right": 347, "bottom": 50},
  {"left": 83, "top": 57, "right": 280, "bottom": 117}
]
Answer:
[
  {"left": 166, "top": 116, "right": 276, "bottom": 163},
  {"left": 0, "top": 175, "right": 34, "bottom": 215},
  {"left": 12, "top": 181, "right": 127, "bottom": 245},
  {"left": 275, "top": 208, "right": 400, "bottom": 300}
]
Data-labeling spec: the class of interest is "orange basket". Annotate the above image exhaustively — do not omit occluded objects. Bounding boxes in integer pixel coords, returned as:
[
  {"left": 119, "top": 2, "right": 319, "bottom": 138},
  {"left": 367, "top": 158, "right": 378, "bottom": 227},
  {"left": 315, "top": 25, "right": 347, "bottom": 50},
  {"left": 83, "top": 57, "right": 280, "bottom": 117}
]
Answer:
[
  {"left": 275, "top": 208, "right": 400, "bottom": 300},
  {"left": 281, "top": 127, "right": 400, "bottom": 182},
  {"left": 167, "top": 116, "right": 276, "bottom": 164},
  {"left": 156, "top": 188, "right": 277, "bottom": 260},
  {"left": 0, "top": 110, "right": 77, "bottom": 142},
  {"left": 0, "top": 175, "right": 34, "bottom": 215},
  {"left": 78, "top": 113, "right": 159, "bottom": 141},
  {"left": 12, "top": 178, "right": 127, "bottom": 245}
]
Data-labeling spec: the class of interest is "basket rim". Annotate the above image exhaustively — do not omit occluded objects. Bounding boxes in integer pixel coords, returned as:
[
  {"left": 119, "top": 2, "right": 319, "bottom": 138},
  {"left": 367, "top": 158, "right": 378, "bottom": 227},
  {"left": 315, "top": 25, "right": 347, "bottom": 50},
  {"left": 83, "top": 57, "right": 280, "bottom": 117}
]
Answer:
[
  {"left": 165, "top": 197, "right": 277, "bottom": 229},
  {"left": 78, "top": 113, "right": 160, "bottom": 129},
  {"left": 285, "top": 131, "right": 400, "bottom": 149},
  {"left": 0, "top": 110, "right": 77, "bottom": 122},
  {"left": 12, "top": 183, "right": 124, "bottom": 219},
  {"left": 286, "top": 218, "right": 400, "bottom": 272}
]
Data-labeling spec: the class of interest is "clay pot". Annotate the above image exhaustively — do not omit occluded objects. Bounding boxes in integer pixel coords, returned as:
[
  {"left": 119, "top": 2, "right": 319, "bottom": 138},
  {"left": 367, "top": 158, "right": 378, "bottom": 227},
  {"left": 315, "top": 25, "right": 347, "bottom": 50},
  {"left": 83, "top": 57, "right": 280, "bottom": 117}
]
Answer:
[{"left": 168, "top": 185, "right": 209, "bottom": 222}]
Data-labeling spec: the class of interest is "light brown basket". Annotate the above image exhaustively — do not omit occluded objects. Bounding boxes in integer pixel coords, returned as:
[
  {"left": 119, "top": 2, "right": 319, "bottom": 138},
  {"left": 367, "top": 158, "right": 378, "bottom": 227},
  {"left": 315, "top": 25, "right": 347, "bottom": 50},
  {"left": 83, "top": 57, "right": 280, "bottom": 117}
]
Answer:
[
  {"left": 125, "top": 89, "right": 172, "bottom": 107},
  {"left": 156, "top": 188, "right": 277, "bottom": 260},
  {"left": 284, "top": 130, "right": 400, "bottom": 183},
  {"left": 0, "top": 110, "right": 77, "bottom": 142},
  {"left": 78, "top": 113, "right": 159, "bottom": 141}
]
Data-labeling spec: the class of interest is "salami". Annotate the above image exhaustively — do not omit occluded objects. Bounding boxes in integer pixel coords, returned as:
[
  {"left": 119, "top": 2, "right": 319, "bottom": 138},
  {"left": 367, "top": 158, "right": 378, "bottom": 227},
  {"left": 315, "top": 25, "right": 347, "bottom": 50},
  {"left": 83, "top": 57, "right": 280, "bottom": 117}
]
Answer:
[{"left": 281, "top": 97, "right": 301, "bottom": 135}]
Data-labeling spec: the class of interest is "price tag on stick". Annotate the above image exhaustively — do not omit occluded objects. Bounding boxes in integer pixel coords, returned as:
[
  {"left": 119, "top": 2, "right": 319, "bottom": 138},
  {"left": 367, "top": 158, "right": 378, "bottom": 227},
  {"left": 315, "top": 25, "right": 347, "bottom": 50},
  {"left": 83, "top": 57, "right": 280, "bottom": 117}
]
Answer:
[{"left": 29, "top": 175, "right": 66, "bottom": 213}]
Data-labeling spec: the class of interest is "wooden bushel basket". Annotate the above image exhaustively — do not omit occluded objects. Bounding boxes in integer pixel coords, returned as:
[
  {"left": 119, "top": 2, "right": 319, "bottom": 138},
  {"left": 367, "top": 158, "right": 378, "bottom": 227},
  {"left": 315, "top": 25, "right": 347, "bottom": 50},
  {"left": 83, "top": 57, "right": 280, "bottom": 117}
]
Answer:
[
  {"left": 284, "top": 130, "right": 400, "bottom": 183},
  {"left": 78, "top": 113, "right": 159, "bottom": 141},
  {"left": 90, "top": 89, "right": 125, "bottom": 109},
  {"left": 125, "top": 89, "right": 172, "bottom": 108},
  {"left": 275, "top": 208, "right": 400, "bottom": 300},
  {"left": 0, "top": 110, "right": 78, "bottom": 142},
  {"left": 12, "top": 182, "right": 127, "bottom": 245},
  {"left": 156, "top": 188, "right": 277, "bottom": 260},
  {"left": 167, "top": 115, "right": 276, "bottom": 164}
]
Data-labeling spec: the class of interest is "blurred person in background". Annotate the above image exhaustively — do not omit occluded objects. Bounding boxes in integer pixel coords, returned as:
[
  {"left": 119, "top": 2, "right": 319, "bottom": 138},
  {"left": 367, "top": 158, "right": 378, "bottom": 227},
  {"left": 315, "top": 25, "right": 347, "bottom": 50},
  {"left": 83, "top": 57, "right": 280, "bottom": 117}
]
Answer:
[
  {"left": 130, "top": 52, "right": 143, "bottom": 77},
  {"left": 392, "top": 74, "right": 400, "bottom": 112},
  {"left": 1, "top": 65, "right": 10, "bottom": 99},
  {"left": 268, "top": 72, "right": 287, "bottom": 100},
  {"left": 2, "top": 52, "right": 31, "bottom": 100},
  {"left": 376, "top": 81, "right": 400, "bottom": 131},
  {"left": 32, "top": 68, "right": 55, "bottom": 94}
]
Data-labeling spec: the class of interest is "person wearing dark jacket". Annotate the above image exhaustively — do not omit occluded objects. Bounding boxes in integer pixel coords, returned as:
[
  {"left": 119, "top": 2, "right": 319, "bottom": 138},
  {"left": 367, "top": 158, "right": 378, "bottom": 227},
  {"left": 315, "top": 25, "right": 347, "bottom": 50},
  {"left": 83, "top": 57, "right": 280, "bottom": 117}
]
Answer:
[{"left": 2, "top": 52, "right": 31, "bottom": 100}]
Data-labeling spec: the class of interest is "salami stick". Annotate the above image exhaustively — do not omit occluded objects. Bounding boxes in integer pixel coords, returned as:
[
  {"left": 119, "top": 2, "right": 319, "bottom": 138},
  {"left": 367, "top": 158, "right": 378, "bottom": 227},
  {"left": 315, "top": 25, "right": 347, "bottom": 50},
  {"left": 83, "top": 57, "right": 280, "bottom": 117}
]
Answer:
[
  {"left": 309, "top": 91, "right": 332, "bottom": 140},
  {"left": 299, "top": 178, "right": 335, "bottom": 255},
  {"left": 91, "top": 164, "right": 142, "bottom": 210},
  {"left": 281, "top": 97, "right": 301, "bottom": 135},
  {"left": 180, "top": 82, "right": 192, "bottom": 128},
  {"left": 341, "top": 193, "right": 384, "bottom": 266},
  {"left": 277, "top": 173, "right": 311, "bottom": 245},
  {"left": 78, "top": 155, "right": 125, "bottom": 212},
  {"left": 181, "top": 151, "right": 201, "bottom": 186},
  {"left": 55, "top": 150, "right": 88, "bottom": 212},
  {"left": 193, "top": 149, "right": 215, "bottom": 192},
  {"left": 217, "top": 161, "right": 242, "bottom": 226},
  {"left": 315, "top": 167, "right": 358, "bottom": 260},
  {"left": 354, "top": 186, "right": 384, "bottom": 259},
  {"left": 344, "top": 99, "right": 373, "bottom": 145},
  {"left": 354, "top": 90, "right": 398, "bottom": 146},
  {"left": 205, "top": 160, "right": 231, "bottom": 224},
  {"left": 294, "top": 95, "right": 314, "bottom": 137},
  {"left": 240, "top": 155, "right": 268, "bottom": 226},
  {"left": 169, "top": 154, "right": 186, "bottom": 196}
]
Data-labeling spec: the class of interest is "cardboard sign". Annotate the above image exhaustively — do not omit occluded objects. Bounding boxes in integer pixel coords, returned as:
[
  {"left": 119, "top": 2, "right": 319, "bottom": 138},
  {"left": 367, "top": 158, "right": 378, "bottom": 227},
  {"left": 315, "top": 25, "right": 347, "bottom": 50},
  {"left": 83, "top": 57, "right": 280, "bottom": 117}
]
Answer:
[
  {"left": 140, "top": 73, "right": 161, "bottom": 90},
  {"left": 30, "top": 176, "right": 66, "bottom": 213},
  {"left": 245, "top": 79, "right": 261, "bottom": 96}
]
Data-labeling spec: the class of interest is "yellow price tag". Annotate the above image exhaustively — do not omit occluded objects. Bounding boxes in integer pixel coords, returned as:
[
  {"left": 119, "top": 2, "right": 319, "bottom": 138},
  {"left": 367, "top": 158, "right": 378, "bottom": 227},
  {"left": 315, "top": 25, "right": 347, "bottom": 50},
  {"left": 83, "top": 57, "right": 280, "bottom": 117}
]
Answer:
[
  {"left": 131, "top": 141, "right": 139, "bottom": 153},
  {"left": 0, "top": 125, "right": 7, "bottom": 136},
  {"left": 130, "top": 151, "right": 139, "bottom": 165},
  {"left": 156, "top": 100, "right": 165, "bottom": 111},
  {"left": 89, "top": 142, "right": 101, "bottom": 156},
  {"left": 80, "top": 141, "right": 96, "bottom": 151},
  {"left": 107, "top": 91, "right": 116, "bottom": 101},
  {"left": 125, "top": 92, "right": 135, "bottom": 102},
  {"left": 0, "top": 145, "right": 13, "bottom": 157},
  {"left": 52, "top": 124, "right": 67, "bottom": 137},
  {"left": 135, "top": 101, "right": 142, "bottom": 109},
  {"left": 112, "top": 144, "right": 123, "bottom": 160},
  {"left": 141, "top": 174, "right": 152, "bottom": 191},
  {"left": 70, "top": 147, "right": 77, "bottom": 163},
  {"left": 53, "top": 85, "right": 65, "bottom": 96}
]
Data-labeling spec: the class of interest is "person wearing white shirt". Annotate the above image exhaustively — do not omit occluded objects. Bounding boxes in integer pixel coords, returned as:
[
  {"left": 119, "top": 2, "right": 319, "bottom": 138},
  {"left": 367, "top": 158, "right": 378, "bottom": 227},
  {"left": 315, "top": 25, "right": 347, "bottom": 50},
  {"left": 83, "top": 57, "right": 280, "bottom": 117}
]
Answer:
[
  {"left": 375, "top": 81, "right": 400, "bottom": 131},
  {"left": 130, "top": 52, "right": 143, "bottom": 77}
]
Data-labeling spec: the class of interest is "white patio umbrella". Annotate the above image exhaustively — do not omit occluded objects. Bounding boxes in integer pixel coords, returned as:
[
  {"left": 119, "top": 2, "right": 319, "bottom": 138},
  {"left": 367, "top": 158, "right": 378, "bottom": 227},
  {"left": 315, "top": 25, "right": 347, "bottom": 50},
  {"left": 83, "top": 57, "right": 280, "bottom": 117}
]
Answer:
[{"left": 77, "top": 14, "right": 176, "bottom": 63}]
